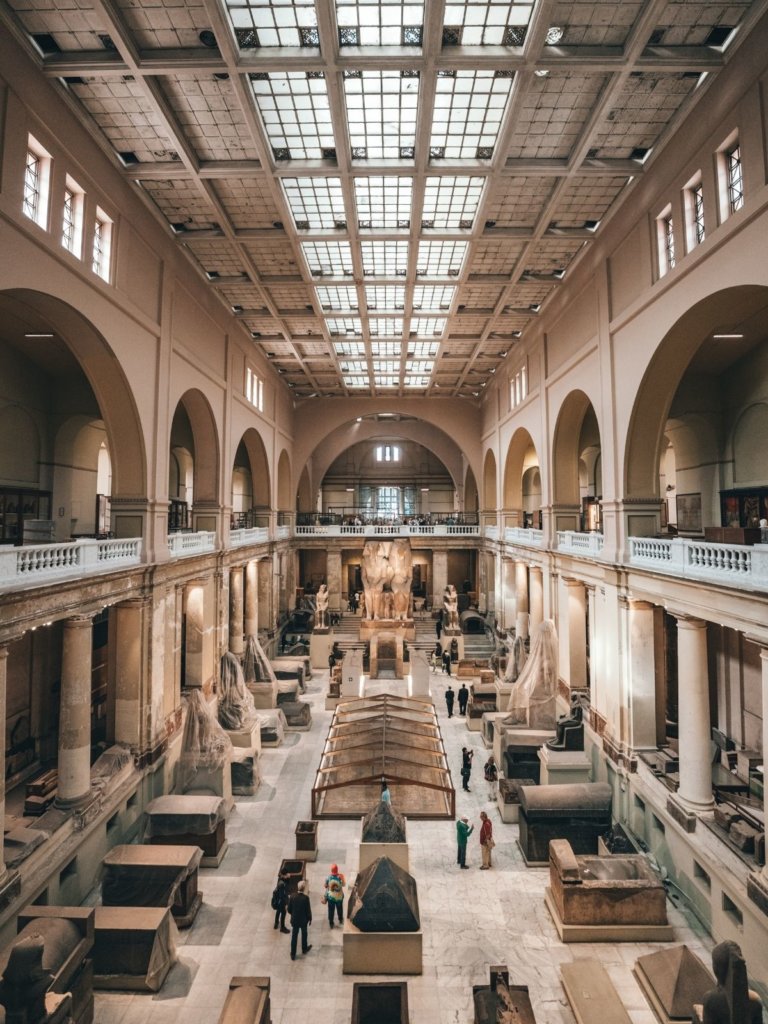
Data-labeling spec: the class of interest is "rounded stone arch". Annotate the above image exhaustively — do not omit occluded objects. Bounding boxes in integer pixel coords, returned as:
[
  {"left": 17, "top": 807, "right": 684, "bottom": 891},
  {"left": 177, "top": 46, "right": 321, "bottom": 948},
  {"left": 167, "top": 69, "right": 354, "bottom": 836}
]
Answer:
[
  {"left": 464, "top": 465, "right": 478, "bottom": 514},
  {"left": 624, "top": 285, "right": 768, "bottom": 499},
  {"left": 0, "top": 289, "right": 146, "bottom": 498},
  {"left": 502, "top": 427, "right": 540, "bottom": 509},
  {"left": 552, "top": 390, "right": 601, "bottom": 506},
  {"left": 296, "top": 465, "right": 313, "bottom": 513},
  {"left": 731, "top": 402, "right": 768, "bottom": 484},
  {"left": 232, "top": 427, "right": 271, "bottom": 511},
  {"left": 53, "top": 415, "right": 109, "bottom": 536},
  {"left": 483, "top": 449, "right": 498, "bottom": 511},
  {"left": 276, "top": 450, "right": 292, "bottom": 512},
  {"left": 170, "top": 389, "right": 220, "bottom": 504}
]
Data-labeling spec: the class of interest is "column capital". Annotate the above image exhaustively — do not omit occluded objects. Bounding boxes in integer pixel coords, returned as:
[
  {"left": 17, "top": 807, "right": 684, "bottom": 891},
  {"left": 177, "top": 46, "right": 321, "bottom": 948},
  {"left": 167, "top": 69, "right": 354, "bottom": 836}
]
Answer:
[
  {"left": 65, "top": 614, "right": 95, "bottom": 629},
  {"left": 744, "top": 633, "right": 768, "bottom": 653},
  {"left": 628, "top": 598, "right": 655, "bottom": 612},
  {"left": 670, "top": 612, "right": 707, "bottom": 631}
]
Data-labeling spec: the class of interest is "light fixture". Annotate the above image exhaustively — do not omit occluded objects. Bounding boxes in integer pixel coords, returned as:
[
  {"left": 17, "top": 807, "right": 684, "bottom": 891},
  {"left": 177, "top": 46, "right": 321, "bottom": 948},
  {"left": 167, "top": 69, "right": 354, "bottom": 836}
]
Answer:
[
  {"left": 546, "top": 25, "right": 564, "bottom": 44},
  {"left": 24, "top": 332, "right": 54, "bottom": 338},
  {"left": 712, "top": 333, "right": 744, "bottom": 339}
]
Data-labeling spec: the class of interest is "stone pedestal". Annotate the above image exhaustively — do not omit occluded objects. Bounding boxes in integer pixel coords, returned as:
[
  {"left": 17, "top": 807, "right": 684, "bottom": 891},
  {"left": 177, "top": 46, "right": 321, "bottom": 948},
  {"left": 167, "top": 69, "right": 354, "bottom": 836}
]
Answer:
[
  {"left": 249, "top": 680, "right": 278, "bottom": 709},
  {"left": 359, "top": 618, "right": 416, "bottom": 643},
  {"left": 441, "top": 629, "right": 464, "bottom": 661},
  {"left": 93, "top": 906, "right": 175, "bottom": 992},
  {"left": 496, "top": 777, "right": 536, "bottom": 823},
  {"left": 183, "top": 761, "right": 234, "bottom": 816},
  {"left": 409, "top": 653, "right": 430, "bottom": 697},
  {"left": 342, "top": 919, "right": 422, "bottom": 975},
  {"left": 295, "top": 821, "right": 318, "bottom": 862},
  {"left": 538, "top": 746, "right": 592, "bottom": 786},
  {"left": 310, "top": 631, "right": 333, "bottom": 670},
  {"left": 225, "top": 719, "right": 262, "bottom": 756},
  {"left": 493, "top": 725, "right": 555, "bottom": 773}
]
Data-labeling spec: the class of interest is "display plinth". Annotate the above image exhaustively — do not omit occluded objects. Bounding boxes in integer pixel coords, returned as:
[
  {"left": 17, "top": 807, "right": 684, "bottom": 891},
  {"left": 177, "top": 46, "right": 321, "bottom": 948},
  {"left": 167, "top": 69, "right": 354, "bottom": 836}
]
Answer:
[
  {"left": 538, "top": 746, "right": 592, "bottom": 786},
  {"left": 359, "top": 618, "right": 416, "bottom": 642},
  {"left": 544, "top": 888, "right": 674, "bottom": 942},
  {"left": 295, "top": 820, "right": 318, "bottom": 862},
  {"left": 310, "top": 632, "right": 333, "bottom": 669},
  {"left": 342, "top": 918, "right": 422, "bottom": 975},
  {"left": 496, "top": 777, "right": 536, "bottom": 823},
  {"left": 481, "top": 712, "right": 507, "bottom": 750},
  {"left": 359, "top": 842, "right": 409, "bottom": 873},
  {"left": 183, "top": 761, "right": 234, "bottom": 816},
  {"left": 226, "top": 719, "right": 261, "bottom": 755},
  {"left": 249, "top": 680, "right": 278, "bottom": 709},
  {"left": 493, "top": 725, "right": 555, "bottom": 770}
]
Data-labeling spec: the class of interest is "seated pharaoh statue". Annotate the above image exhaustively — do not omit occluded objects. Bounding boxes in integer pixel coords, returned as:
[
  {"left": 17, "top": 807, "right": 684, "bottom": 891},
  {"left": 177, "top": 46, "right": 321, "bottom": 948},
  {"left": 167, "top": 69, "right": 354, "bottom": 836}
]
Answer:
[
  {"left": 545, "top": 693, "right": 585, "bottom": 752},
  {"left": 700, "top": 940, "right": 763, "bottom": 1023}
]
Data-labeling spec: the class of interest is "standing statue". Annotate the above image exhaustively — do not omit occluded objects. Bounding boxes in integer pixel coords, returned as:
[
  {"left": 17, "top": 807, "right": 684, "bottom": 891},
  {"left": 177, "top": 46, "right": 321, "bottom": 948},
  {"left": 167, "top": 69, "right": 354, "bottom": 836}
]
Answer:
[
  {"left": 700, "top": 940, "right": 763, "bottom": 1023},
  {"left": 361, "top": 539, "right": 413, "bottom": 620},
  {"left": 504, "top": 619, "right": 558, "bottom": 729},
  {"left": 503, "top": 632, "right": 528, "bottom": 685},
  {"left": 315, "top": 583, "right": 329, "bottom": 630},
  {"left": 443, "top": 585, "right": 459, "bottom": 631}
]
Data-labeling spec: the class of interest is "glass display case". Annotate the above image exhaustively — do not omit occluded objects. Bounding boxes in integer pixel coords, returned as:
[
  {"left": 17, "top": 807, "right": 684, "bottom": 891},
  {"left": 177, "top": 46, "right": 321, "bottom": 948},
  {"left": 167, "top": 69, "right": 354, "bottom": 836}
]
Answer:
[{"left": 0, "top": 489, "right": 52, "bottom": 545}]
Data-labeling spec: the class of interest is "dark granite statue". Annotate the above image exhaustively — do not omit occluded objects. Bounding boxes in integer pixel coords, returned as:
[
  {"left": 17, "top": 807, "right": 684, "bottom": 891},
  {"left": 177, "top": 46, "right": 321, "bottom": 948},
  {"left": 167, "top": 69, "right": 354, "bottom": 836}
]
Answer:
[
  {"left": 545, "top": 693, "right": 584, "bottom": 751},
  {"left": 0, "top": 935, "right": 52, "bottom": 1024},
  {"left": 347, "top": 857, "right": 420, "bottom": 933},
  {"left": 362, "top": 801, "right": 406, "bottom": 844},
  {"left": 701, "top": 941, "right": 763, "bottom": 1023}
]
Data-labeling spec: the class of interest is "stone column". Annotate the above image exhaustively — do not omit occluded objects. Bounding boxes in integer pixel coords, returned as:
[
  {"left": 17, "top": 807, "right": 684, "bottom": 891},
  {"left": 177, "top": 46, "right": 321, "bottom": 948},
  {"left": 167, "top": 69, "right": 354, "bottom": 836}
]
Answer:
[
  {"left": 432, "top": 549, "right": 448, "bottom": 609},
  {"left": 515, "top": 560, "right": 529, "bottom": 639},
  {"left": 675, "top": 615, "right": 714, "bottom": 812},
  {"left": 257, "top": 558, "right": 272, "bottom": 632},
  {"left": 746, "top": 644, "right": 768, "bottom": 914},
  {"left": 113, "top": 599, "right": 145, "bottom": 750},
  {"left": 628, "top": 600, "right": 658, "bottom": 750},
  {"left": 563, "top": 578, "right": 587, "bottom": 689},
  {"left": 56, "top": 615, "right": 94, "bottom": 807},
  {"left": 501, "top": 559, "right": 515, "bottom": 631},
  {"left": 327, "top": 549, "right": 342, "bottom": 612},
  {"left": 529, "top": 566, "right": 544, "bottom": 632},
  {"left": 244, "top": 559, "right": 258, "bottom": 638},
  {"left": 229, "top": 566, "right": 244, "bottom": 656},
  {"left": 184, "top": 582, "right": 205, "bottom": 689},
  {"left": 0, "top": 646, "right": 8, "bottom": 876}
]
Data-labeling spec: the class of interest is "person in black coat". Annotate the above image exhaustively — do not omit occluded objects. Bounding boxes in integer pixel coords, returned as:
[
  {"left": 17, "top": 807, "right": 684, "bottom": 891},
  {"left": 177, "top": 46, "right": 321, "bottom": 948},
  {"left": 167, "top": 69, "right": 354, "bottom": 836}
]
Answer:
[
  {"left": 272, "top": 871, "right": 289, "bottom": 933},
  {"left": 442, "top": 649, "right": 452, "bottom": 675},
  {"left": 435, "top": 616, "right": 443, "bottom": 640},
  {"left": 287, "top": 881, "right": 312, "bottom": 960},
  {"left": 457, "top": 683, "right": 469, "bottom": 715},
  {"left": 445, "top": 684, "right": 455, "bottom": 718}
]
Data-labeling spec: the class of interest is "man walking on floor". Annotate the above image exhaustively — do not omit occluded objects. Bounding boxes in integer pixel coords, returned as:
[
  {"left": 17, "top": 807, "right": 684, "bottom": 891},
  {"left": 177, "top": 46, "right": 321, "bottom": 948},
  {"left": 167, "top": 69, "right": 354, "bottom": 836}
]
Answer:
[
  {"left": 287, "top": 881, "right": 312, "bottom": 960},
  {"left": 445, "top": 684, "right": 455, "bottom": 718},
  {"left": 457, "top": 682, "right": 469, "bottom": 715}
]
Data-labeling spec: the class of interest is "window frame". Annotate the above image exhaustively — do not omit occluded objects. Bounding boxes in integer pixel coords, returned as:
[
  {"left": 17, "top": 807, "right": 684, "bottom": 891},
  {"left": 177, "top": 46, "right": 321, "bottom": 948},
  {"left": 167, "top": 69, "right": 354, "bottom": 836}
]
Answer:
[
  {"left": 22, "top": 135, "right": 52, "bottom": 229},
  {"left": 656, "top": 204, "right": 676, "bottom": 277},
  {"left": 92, "top": 207, "right": 113, "bottom": 281},
  {"left": 61, "top": 176, "right": 85, "bottom": 258},
  {"left": 683, "top": 174, "right": 705, "bottom": 252},
  {"left": 245, "top": 365, "right": 264, "bottom": 411}
]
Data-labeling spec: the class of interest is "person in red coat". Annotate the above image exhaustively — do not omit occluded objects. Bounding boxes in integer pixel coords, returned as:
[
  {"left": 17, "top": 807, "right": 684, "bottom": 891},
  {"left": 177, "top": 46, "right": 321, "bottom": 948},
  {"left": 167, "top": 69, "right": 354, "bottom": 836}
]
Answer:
[{"left": 479, "top": 810, "right": 494, "bottom": 869}]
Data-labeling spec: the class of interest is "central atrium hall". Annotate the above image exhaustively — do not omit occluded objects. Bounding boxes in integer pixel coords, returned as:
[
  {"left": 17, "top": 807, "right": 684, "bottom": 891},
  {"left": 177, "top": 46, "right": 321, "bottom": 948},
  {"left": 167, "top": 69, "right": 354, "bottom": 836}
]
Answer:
[{"left": 1, "top": 0, "right": 768, "bottom": 1019}]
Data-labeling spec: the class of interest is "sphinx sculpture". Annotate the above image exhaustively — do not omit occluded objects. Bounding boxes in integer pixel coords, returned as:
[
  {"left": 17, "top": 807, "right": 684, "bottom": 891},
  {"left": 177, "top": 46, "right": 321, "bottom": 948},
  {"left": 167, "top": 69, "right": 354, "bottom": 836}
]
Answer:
[
  {"left": 361, "top": 539, "right": 412, "bottom": 620},
  {"left": 504, "top": 619, "right": 558, "bottom": 729}
]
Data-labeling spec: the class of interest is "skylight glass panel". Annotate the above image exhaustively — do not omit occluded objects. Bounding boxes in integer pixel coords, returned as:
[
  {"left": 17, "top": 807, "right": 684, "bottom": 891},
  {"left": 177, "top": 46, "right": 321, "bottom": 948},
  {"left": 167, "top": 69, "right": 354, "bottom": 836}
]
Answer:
[
  {"left": 442, "top": 1, "right": 534, "bottom": 46},
  {"left": 355, "top": 177, "right": 413, "bottom": 229},
  {"left": 316, "top": 285, "right": 359, "bottom": 310},
  {"left": 251, "top": 72, "right": 333, "bottom": 159},
  {"left": 344, "top": 374, "right": 370, "bottom": 388},
  {"left": 226, "top": 0, "right": 318, "bottom": 47},
  {"left": 373, "top": 360, "right": 400, "bottom": 374},
  {"left": 413, "top": 285, "right": 455, "bottom": 310},
  {"left": 408, "top": 340, "right": 440, "bottom": 357},
  {"left": 431, "top": 71, "right": 513, "bottom": 159},
  {"left": 422, "top": 176, "right": 484, "bottom": 228},
  {"left": 336, "top": 0, "right": 424, "bottom": 46},
  {"left": 371, "top": 341, "right": 402, "bottom": 356},
  {"left": 417, "top": 240, "right": 468, "bottom": 276},
  {"left": 370, "top": 318, "right": 404, "bottom": 336},
  {"left": 405, "top": 359, "right": 434, "bottom": 374},
  {"left": 282, "top": 177, "right": 345, "bottom": 230},
  {"left": 301, "top": 241, "right": 353, "bottom": 276},
  {"left": 404, "top": 375, "right": 431, "bottom": 387},
  {"left": 375, "top": 375, "right": 400, "bottom": 387},
  {"left": 339, "top": 359, "right": 368, "bottom": 373},
  {"left": 344, "top": 71, "right": 419, "bottom": 159},
  {"left": 366, "top": 285, "right": 405, "bottom": 310},
  {"left": 327, "top": 317, "right": 363, "bottom": 335},
  {"left": 410, "top": 319, "right": 445, "bottom": 338},
  {"left": 334, "top": 339, "right": 366, "bottom": 355},
  {"left": 361, "top": 241, "right": 409, "bottom": 276}
]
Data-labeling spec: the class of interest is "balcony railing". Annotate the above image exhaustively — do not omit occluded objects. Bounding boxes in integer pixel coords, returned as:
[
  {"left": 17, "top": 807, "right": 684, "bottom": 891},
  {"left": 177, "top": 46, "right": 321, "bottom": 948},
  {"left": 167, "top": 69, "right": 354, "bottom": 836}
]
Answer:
[
  {"left": 293, "top": 523, "right": 481, "bottom": 538},
  {"left": 168, "top": 531, "right": 216, "bottom": 557},
  {"left": 629, "top": 536, "right": 768, "bottom": 591},
  {"left": 230, "top": 526, "right": 270, "bottom": 547},
  {"left": 557, "top": 530, "right": 605, "bottom": 556},
  {"left": 484, "top": 525, "right": 500, "bottom": 541},
  {"left": 0, "top": 537, "right": 142, "bottom": 589},
  {"left": 504, "top": 526, "right": 544, "bottom": 547}
]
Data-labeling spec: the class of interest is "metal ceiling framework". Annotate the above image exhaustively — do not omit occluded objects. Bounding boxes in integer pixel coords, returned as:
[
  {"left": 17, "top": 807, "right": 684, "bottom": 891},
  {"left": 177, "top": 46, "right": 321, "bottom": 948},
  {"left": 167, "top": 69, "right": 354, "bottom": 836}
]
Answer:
[{"left": 2, "top": 0, "right": 764, "bottom": 399}]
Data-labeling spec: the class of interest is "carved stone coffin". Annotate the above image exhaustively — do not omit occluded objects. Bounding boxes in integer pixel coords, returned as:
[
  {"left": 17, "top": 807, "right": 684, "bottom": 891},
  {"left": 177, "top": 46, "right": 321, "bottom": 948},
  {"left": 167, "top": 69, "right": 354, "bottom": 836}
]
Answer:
[
  {"left": 217, "top": 976, "right": 271, "bottom": 1024},
  {"left": 517, "top": 782, "right": 612, "bottom": 866}
]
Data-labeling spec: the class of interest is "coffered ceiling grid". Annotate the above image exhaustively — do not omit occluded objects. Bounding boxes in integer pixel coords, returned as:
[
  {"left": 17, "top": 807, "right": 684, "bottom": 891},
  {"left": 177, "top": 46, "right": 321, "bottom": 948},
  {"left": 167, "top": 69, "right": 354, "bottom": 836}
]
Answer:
[{"left": 2, "top": 0, "right": 766, "bottom": 397}]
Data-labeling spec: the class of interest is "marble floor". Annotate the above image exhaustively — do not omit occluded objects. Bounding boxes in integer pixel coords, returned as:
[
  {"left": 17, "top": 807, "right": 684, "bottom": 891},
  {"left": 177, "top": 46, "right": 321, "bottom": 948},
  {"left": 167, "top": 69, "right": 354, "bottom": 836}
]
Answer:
[{"left": 94, "top": 667, "right": 713, "bottom": 1024}]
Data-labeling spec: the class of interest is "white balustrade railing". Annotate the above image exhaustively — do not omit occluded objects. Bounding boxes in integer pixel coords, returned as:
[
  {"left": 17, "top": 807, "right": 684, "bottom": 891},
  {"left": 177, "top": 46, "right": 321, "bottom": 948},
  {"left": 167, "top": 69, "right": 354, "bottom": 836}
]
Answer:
[
  {"left": 504, "top": 526, "right": 544, "bottom": 547},
  {"left": 557, "top": 530, "right": 605, "bottom": 555},
  {"left": 0, "top": 536, "right": 142, "bottom": 589},
  {"left": 275, "top": 525, "right": 290, "bottom": 540},
  {"left": 484, "top": 525, "right": 500, "bottom": 541},
  {"left": 230, "top": 526, "right": 270, "bottom": 547},
  {"left": 293, "top": 522, "right": 480, "bottom": 538},
  {"left": 168, "top": 531, "right": 216, "bottom": 557},
  {"left": 629, "top": 536, "right": 768, "bottom": 590}
]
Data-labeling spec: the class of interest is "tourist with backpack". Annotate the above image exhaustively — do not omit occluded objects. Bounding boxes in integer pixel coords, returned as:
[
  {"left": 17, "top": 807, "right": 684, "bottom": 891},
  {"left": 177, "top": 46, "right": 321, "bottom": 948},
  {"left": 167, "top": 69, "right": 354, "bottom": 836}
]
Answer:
[
  {"left": 271, "top": 871, "right": 289, "bottom": 933},
  {"left": 324, "top": 863, "right": 346, "bottom": 927}
]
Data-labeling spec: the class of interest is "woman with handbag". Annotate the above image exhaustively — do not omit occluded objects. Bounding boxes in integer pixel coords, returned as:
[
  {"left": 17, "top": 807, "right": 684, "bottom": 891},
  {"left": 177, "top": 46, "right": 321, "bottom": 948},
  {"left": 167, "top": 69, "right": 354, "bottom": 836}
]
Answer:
[{"left": 479, "top": 811, "right": 494, "bottom": 870}]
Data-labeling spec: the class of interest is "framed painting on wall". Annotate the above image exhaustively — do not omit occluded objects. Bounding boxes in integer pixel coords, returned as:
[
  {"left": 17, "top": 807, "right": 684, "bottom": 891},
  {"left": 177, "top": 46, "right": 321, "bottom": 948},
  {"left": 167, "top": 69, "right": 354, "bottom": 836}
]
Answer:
[{"left": 677, "top": 493, "right": 702, "bottom": 533}]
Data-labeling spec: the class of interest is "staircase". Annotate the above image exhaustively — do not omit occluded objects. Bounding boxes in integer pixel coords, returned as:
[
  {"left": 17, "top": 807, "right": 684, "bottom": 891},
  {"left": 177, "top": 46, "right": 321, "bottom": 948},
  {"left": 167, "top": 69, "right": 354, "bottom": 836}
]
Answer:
[{"left": 330, "top": 613, "right": 496, "bottom": 663}]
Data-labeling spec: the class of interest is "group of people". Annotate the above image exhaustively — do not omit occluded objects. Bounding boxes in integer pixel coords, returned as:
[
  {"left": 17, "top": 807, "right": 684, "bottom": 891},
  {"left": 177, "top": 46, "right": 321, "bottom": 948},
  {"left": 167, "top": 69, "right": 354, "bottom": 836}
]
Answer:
[
  {"left": 443, "top": 683, "right": 470, "bottom": 717},
  {"left": 456, "top": 810, "right": 494, "bottom": 869},
  {"left": 272, "top": 863, "right": 347, "bottom": 960}
]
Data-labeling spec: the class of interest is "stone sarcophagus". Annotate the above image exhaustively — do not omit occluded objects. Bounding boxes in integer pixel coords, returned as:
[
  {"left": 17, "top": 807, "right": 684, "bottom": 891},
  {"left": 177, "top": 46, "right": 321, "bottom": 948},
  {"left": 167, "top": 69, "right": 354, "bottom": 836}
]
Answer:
[
  {"left": 544, "top": 839, "right": 673, "bottom": 941},
  {"left": 217, "top": 976, "right": 271, "bottom": 1024},
  {"left": 517, "top": 782, "right": 612, "bottom": 866}
]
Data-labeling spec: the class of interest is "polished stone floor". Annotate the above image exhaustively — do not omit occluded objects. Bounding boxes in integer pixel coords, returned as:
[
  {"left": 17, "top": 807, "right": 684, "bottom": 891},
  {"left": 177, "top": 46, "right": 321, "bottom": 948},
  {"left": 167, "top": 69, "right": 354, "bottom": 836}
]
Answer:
[{"left": 94, "top": 666, "right": 712, "bottom": 1024}]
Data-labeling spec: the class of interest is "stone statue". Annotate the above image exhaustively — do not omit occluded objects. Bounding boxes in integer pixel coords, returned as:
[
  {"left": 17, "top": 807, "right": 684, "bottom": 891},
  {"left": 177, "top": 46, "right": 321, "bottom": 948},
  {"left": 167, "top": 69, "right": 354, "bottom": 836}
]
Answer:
[
  {"left": 545, "top": 693, "right": 584, "bottom": 751},
  {"left": 443, "top": 585, "right": 459, "bottom": 631},
  {"left": 503, "top": 632, "right": 528, "bottom": 685},
  {"left": 700, "top": 940, "right": 763, "bottom": 1023},
  {"left": 504, "top": 619, "right": 558, "bottom": 729},
  {"left": 361, "top": 539, "right": 412, "bottom": 620},
  {"left": 315, "top": 583, "right": 329, "bottom": 630},
  {"left": 0, "top": 934, "right": 52, "bottom": 1023},
  {"left": 218, "top": 651, "right": 257, "bottom": 731}
]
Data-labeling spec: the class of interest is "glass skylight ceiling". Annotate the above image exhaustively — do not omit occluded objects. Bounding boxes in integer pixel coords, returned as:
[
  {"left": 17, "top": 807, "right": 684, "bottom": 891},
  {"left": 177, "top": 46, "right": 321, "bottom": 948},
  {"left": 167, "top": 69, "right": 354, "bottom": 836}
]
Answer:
[
  {"left": 413, "top": 285, "right": 455, "bottom": 310},
  {"left": 442, "top": 1, "right": 534, "bottom": 46},
  {"left": 226, "top": 0, "right": 319, "bottom": 47},
  {"left": 301, "top": 241, "right": 353, "bottom": 276},
  {"left": 361, "top": 241, "right": 409, "bottom": 277},
  {"left": 355, "top": 177, "right": 413, "bottom": 229},
  {"left": 366, "top": 285, "right": 405, "bottom": 310},
  {"left": 336, "top": 0, "right": 424, "bottom": 46},
  {"left": 251, "top": 72, "right": 333, "bottom": 159},
  {"left": 409, "top": 340, "right": 440, "bottom": 356},
  {"left": 344, "top": 71, "right": 419, "bottom": 159},
  {"left": 417, "top": 241, "right": 468, "bottom": 277},
  {"left": 283, "top": 177, "right": 345, "bottom": 230},
  {"left": 327, "top": 317, "right": 363, "bottom": 335},
  {"left": 370, "top": 318, "right": 404, "bottom": 336},
  {"left": 422, "top": 176, "right": 485, "bottom": 228},
  {"left": 334, "top": 339, "right": 366, "bottom": 355},
  {"left": 410, "top": 319, "right": 446, "bottom": 338},
  {"left": 431, "top": 71, "right": 514, "bottom": 159},
  {"left": 371, "top": 341, "right": 402, "bottom": 356},
  {"left": 316, "top": 285, "right": 358, "bottom": 310}
]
